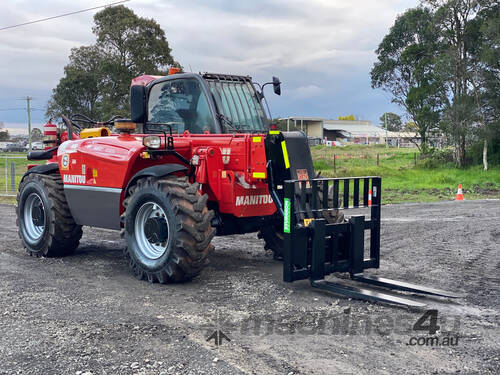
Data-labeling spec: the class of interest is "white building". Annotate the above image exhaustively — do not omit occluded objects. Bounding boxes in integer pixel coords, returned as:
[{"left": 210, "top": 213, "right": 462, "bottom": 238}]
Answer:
[{"left": 280, "top": 117, "right": 421, "bottom": 147}]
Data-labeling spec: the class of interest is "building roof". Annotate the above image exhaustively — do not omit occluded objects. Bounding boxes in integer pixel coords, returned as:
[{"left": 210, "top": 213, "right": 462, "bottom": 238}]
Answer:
[
  {"left": 387, "top": 131, "right": 420, "bottom": 138},
  {"left": 279, "top": 116, "right": 324, "bottom": 122},
  {"left": 323, "top": 120, "right": 386, "bottom": 137}
]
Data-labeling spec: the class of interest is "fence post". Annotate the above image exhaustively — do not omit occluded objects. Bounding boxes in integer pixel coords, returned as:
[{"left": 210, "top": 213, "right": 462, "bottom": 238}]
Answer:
[
  {"left": 333, "top": 154, "right": 336, "bottom": 173},
  {"left": 11, "top": 162, "right": 15, "bottom": 192},
  {"left": 376, "top": 153, "right": 379, "bottom": 166},
  {"left": 414, "top": 152, "right": 417, "bottom": 166},
  {"left": 4, "top": 157, "right": 7, "bottom": 194}
]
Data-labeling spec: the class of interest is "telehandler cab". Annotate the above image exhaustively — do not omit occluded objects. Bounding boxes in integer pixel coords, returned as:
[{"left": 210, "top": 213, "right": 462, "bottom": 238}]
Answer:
[{"left": 17, "top": 70, "right": 459, "bottom": 306}]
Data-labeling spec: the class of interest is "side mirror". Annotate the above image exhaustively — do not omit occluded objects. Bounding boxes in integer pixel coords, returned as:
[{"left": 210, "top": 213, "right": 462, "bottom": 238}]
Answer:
[
  {"left": 130, "top": 85, "right": 146, "bottom": 123},
  {"left": 272, "top": 76, "right": 281, "bottom": 96}
]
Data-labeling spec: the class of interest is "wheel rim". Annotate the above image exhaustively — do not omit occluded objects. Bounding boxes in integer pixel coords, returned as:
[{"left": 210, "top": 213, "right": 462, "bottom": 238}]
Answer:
[
  {"left": 134, "top": 202, "right": 170, "bottom": 260},
  {"left": 23, "top": 193, "right": 45, "bottom": 243}
]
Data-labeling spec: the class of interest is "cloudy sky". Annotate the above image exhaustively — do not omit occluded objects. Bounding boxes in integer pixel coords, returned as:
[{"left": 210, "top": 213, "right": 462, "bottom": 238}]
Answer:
[{"left": 0, "top": 0, "right": 419, "bottom": 133}]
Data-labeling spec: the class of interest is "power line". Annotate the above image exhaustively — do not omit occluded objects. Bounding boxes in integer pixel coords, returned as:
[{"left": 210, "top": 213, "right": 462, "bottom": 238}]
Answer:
[
  {"left": 0, "top": 0, "right": 130, "bottom": 31},
  {"left": 0, "top": 108, "right": 44, "bottom": 111}
]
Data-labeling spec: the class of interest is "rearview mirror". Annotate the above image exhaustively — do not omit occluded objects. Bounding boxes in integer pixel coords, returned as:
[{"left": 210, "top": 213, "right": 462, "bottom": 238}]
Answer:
[
  {"left": 272, "top": 76, "right": 281, "bottom": 96},
  {"left": 130, "top": 85, "right": 146, "bottom": 123}
]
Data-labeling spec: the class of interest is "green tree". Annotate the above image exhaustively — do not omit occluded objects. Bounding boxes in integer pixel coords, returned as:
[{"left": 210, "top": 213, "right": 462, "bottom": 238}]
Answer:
[
  {"left": 338, "top": 114, "right": 356, "bottom": 121},
  {"left": 371, "top": 7, "right": 444, "bottom": 152},
  {"left": 424, "top": 0, "right": 483, "bottom": 166},
  {"left": 47, "top": 5, "right": 177, "bottom": 122},
  {"left": 0, "top": 122, "right": 8, "bottom": 141},
  {"left": 380, "top": 112, "right": 403, "bottom": 131},
  {"left": 93, "top": 5, "right": 177, "bottom": 118},
  {"left": 30, "top": 128, "right": 43, "bottom": 142},
  {"left": 466, "top": 0, "right": 499, "bottom": 169},
  {"left": 47, "top": 45, "right": 104, "bottom": 120}
]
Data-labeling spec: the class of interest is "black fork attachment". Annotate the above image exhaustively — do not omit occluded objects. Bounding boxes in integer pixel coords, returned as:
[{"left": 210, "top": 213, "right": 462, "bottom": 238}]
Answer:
[
  {"left": 282, "top": 176, "right": 461, "bottom": 307},
  {"left": 264, "top": 131, "right": 460, "bottom": 307}
]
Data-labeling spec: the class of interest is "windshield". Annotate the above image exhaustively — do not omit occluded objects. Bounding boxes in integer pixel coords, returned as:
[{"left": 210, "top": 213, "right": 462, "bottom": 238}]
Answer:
[
  {"left": 205, "top": 78, "right": 268, "bottom": 132},
  {"left": 148, "top": 78, "right": 216, "bottom": 134}
]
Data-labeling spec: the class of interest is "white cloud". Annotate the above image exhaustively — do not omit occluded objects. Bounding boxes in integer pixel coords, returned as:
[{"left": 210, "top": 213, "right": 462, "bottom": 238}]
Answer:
[
  {"left": 290, "top": 85, "right": 324, "bottom": 99},
  {"left": 0, "top": 0, "right": 417, "bottom": 123}
]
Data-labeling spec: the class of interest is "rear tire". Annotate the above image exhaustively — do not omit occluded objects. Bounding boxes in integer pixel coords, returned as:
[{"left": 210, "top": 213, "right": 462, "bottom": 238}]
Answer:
[
  {"left": 258, "top": 218, "right": 284, "bottom": 260},
  {"left": 16, "top": 173, "right": 82, "bottom": 257},
  {"left": 121, "top": 176, "right": 215, "bottom": 283}
]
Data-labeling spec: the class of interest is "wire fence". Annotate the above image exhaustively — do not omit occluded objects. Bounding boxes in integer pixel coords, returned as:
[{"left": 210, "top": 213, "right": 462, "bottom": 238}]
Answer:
[
  {"left": 312, "top": 150, "right": 420, "bottom": 174},
  {"left": 1, "top": 155, "right": 29, "bottom": 197},
  {"left": 1, "top": 150, "right": 420, "bottom": 197}
]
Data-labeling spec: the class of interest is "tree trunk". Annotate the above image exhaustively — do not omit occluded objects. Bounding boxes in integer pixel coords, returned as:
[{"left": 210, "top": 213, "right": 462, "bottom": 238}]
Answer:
[
  {"left": 483, "top": 138, "right": 488, "bottom": 171},
  {"left": 458, "top": 136, "right": 466, "bottom": 168}
]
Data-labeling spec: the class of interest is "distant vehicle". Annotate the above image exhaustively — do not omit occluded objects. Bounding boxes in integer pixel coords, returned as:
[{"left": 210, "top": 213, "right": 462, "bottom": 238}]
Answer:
[
  {"left": 0, "top": 142, "right": 9, "bottom": 151},
  {"left": 4, "top": 143, "right": 28, "bottom": 152},
  {"left": 32, "top": 141, "right": 44, "bottom": 150},
  {"left": 323, "top": 140, "right": 344, "bottom": 147}
]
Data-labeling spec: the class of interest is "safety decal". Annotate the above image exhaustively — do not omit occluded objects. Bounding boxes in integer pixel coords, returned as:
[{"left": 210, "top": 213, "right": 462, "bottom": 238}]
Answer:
[
  {"left": 252, "top": 172, "right": 266, "bottom": 179},
  {"left": 281, "top": 141, "right": 290, "bottom": 169},
  {"left": 296, "top": 169, "right": 310, "bottom": 188},
  {"left": 303, "top": 218, "right": 313, "bottom": 227},
  {"left": 283, "top": 198, "right": 291, "bottom": 233},
  {"left": 61, "top": 154, "right": 70, "bottom": 170}
]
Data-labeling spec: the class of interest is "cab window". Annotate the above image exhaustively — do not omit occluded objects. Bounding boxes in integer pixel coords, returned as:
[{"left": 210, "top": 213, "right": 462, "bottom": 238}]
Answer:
[{"left": 148, "top": 78, "right": 216, "bottom": 133}]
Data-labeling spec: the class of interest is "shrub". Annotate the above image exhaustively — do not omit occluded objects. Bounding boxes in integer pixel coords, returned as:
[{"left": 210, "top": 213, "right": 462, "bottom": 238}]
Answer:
[
  {"left": 468, "top": 137, "right": 500, "bottom": 166},
  {"left": 419, "top": 148, "right": 455, "bottom": 168}
]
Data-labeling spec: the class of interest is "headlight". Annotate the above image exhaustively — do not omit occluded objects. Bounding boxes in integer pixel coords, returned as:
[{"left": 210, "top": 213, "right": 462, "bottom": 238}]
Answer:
[
  {"left": 143, "top": 135, "right": 161, "bottom": 149},
  {"left": 191, "top": 154, "right": 199, "bottom": 165}
]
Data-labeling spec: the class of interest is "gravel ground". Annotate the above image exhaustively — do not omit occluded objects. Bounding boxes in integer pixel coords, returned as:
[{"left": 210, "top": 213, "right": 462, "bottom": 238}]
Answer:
[{"left": 0, "top": 200, "right": 499, "bottom": 375}]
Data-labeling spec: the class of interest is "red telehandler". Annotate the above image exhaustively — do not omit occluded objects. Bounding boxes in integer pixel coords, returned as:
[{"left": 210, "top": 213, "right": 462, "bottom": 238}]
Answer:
[{"left": 17, "top": 70, "right": 459, "bottom": 306}]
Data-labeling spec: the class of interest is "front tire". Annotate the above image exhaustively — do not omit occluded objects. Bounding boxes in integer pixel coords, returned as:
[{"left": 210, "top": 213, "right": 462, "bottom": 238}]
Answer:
[
  {"left": 121, "top": 176, "right": 215, "bottom": 283},
  {"left": 16, "top": 173, "right": 82, "bottom": 257}
]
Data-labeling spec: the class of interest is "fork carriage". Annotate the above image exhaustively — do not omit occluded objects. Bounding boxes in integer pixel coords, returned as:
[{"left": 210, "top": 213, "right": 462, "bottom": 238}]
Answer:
[{"left": 281, "top": 176, "right": 460, "bottom": 307}]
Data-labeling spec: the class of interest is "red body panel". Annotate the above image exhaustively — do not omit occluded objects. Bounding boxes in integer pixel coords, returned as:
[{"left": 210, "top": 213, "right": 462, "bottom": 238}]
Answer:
[{"left": 56, "top": 132, "right": 276, "bottom": 218}]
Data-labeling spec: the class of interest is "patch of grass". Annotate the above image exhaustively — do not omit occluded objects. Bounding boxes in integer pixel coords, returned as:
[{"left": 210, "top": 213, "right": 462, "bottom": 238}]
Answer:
[
  {"left": 1, "top": 149, "right": 499, "bottom": 206},
  {"left": 312, "top": 145, "right": 500, "bottom": 204},
  {"left": 0, "top": 196, "right": 16, "bottom": 205}
]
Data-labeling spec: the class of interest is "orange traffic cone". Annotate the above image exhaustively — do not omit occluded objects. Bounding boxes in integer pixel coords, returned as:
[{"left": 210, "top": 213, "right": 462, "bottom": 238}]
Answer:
[
  {"left": 368, "top": 189, "right": 372, "bottom": 206},
  {"left": 455, "top": 184, "right": 464, "bottom": 201}
]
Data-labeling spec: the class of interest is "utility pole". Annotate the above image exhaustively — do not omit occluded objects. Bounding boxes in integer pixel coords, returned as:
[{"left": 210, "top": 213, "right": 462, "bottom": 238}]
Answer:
[
  {"left": 18, "top": 96, "right": 33, "bottom": 152},
  {"left": 27, "top": 96, "right": 32, "bottom": 152},
  {"left": 384, "top": 112, "right": 388, "bottom": 149}
]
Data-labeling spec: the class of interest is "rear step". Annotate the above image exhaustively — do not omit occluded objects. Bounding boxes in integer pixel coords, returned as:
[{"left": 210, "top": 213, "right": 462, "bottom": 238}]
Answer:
[{"left": 278, "top": 174, "right": 460, "bottom": 308}]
